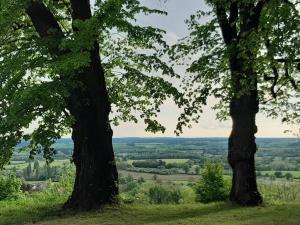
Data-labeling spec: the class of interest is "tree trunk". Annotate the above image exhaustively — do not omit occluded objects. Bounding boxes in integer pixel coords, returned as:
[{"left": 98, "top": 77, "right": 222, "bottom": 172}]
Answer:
[
  {"left": 215, "top": 1, "right": 264, "bottom": 206},
  {"left": 64, "top": 42, "right": 119, "bottom": 210},
  {"left": 26, "top": 1, "right": 118, "bottom": 210},
  {"left": 63, "top": 0, "right": 119, "bottom": 210},
  {"left": 228, "top": 56, "right": 262, "bottom": 206},
  {"left": 228, "top": 95, "right": 262, "bottom": 205}
]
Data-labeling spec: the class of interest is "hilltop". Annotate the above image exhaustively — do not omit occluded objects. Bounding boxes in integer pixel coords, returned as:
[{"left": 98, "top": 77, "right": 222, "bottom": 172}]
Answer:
[{"left": 1, "top": 199, "right": 300, "bottom": 225}]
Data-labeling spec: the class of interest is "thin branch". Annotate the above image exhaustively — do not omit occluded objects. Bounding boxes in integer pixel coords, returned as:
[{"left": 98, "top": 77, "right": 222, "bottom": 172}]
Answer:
[
  {"left": 276, "top": 58, "right": 300, "bottom": 63},
  {"left": 284, "top": 62, "right": 299, "bottom": 90},
  {"left": 264, "top": 39, "right": 279, "bottom": 98},
  {"left": 264, "top": 66, "right": 279, "bottom": 99},
  {"left": 229, "top": 1, "right": 238, "bottom": 35},
  {"left": 253, "top": 0, "right": 271, "bottom": 27}
]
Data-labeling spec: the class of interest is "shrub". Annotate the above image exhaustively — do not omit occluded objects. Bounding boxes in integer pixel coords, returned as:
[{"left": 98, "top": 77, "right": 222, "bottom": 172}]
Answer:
[
  {"left": 137, "top": 177, "right": 145, "bottom": 184},
  {"left": 194, "top": 163, "right": 229, "bottom": 203},
  {"left": 132, "top": 160, "right": 166, "bottom": 168},
  {"left": 285, "top": 173, "right": 293, "bottom": 180},
  {"left": 121, "top": 181, "right": 139, "bottom": 193},
  {"left": 0, "top": 175, "right": 23, "bottom": 200},
  {"left": 148, "top": 185, "right": 182, "bottom": 204},
  {"left": 274, "top": 171, "right": 283, "bottom": 178},
  {"left": 46, "top": 165, "right": 75, "bottom": 196}
]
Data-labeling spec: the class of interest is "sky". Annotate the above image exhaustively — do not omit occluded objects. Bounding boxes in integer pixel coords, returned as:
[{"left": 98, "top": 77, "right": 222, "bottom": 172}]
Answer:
[{"left": 93, "top": 0, "right": 294, "bottom": 138}]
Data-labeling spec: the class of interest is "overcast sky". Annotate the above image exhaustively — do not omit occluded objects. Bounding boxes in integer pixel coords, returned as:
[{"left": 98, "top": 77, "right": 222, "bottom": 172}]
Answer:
[{"left": 90, "top": 0, "right": 293, "bottom": 138}]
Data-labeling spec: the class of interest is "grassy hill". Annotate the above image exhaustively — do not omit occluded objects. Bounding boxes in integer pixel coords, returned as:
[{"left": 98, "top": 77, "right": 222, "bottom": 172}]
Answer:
[
  {"left": 1, "top": 195, "right": 300, "bottom": 225},
  {"left": 30, "top": 203, "right": 300, "bottom": 225}
]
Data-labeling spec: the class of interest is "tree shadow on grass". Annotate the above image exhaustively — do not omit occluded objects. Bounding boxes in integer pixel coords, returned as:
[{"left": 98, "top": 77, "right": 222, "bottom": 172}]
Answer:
[
  {"left": 5, "top": 201, "right": 300, "bottom": 225},
  {"left": 21, "top": 202, "right": 240, "bottom": 225}
]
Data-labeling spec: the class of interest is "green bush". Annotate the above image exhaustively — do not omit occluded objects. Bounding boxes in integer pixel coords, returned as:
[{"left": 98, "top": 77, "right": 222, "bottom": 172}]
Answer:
[
  {"left": 46, "top": 165, "right": 75, "bottom": 196},
  {"left": 0, "top": 175, "right": 23, "bottom": 200},
  {"left": 148, "top": 185, "right": 182, "bottom": 204},
  {"left": 194, "top": 163, "right": 229, "bottom": 203}
]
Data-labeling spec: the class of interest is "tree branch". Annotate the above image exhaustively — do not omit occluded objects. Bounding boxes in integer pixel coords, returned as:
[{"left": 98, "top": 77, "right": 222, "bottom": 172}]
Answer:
[
  {"left": 26, "top": 1, "right": 64, "bottom": 55},
  {"left": 229, "top": 1, "right": 238, "bottom": 36},
  {"left": 70, "top": 0, "right": 92, "bottom": 21},
  {"left": 284, "top": 62, "right": 299, "bottom": 90},
  {"left": 253, "top": 0, "right": 271, "bottom": 27},
  {"left": 276, "top": 58, "right": 300, "bottom": 63},
  {"left": 264, "top": 66, "right": 279, "bottom": 99},
  {"left": 215, "top": 2, "right": 238, "bottom": 45}
]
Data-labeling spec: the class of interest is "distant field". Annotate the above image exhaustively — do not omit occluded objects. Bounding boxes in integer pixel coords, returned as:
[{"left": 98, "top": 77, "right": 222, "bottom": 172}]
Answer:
[
  {"left": 119, "top": 170, "right": 200, "bottom": 181},
  {"left": 260, "top": 171, "right": 300, "bottom": 178},
  {"left": 127, "top": 159, "right": 189, "bottom": 164},
  {"left": 6, "top": 160, "right": 71, "bottom": 170}
]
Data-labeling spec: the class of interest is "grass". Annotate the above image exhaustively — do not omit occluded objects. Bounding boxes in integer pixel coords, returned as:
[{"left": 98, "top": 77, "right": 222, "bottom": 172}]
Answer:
[
  {"left": 1, "top": 179, "right": 300, "bottom": 225},
  {"left": 0, "top": 194, "right": 66, "bottom": 225},
  {"left": 1, "top": 198, "right": 300, "bottom": 225}
]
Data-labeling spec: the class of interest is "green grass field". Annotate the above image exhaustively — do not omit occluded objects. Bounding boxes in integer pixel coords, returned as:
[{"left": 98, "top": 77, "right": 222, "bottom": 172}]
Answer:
[{"left": 1, "top": 198, "right": 300, "bottom": 225}]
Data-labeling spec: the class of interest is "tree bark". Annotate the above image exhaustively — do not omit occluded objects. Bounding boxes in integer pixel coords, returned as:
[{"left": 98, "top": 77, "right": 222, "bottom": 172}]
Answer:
[
  {"left": 26, "top": 1, "right": 118, "bottom": 210},
  {"left": 227, "top": 50, "right": 262, "bottom": 206},
  {"left": 228, "top": 85, "right": 262, "bottom": 205},
  {"left": 215, "top": 2, "right": 265, "bottom": 206},
  {"left": 64, "top": 43, "right": 119, "bottom": 210}
]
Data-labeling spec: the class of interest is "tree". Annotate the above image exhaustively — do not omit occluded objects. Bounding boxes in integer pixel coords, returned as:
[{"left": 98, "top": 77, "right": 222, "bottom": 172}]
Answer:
[
  {"left": 195, "top": 166, "right": 200, "bottom": 175},
  {"left": 285, "top": 172, "right": 293, "bottom": 180},
  {"left": 33, "top": 160, "right": 40, "bottom": 179},
  {"left": 183, "top": 164, "right": 190, "bottom": 174},
  {"left": 172, "top": 0, "right": 299, "bottom": 205},
  {"left": 274, "top": 171, "right": 282, "bottom": 178},
  {"left": 26, "top": 163, "right": 32, "bottom": 180},
  {"left": 0, "top": 0, "right": 182, "bottom": 210}
]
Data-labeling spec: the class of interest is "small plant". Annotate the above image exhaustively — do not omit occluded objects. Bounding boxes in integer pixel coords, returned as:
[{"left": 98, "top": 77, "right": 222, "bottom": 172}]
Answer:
[
  {"left": 148, "top": 185, "right": 182, "bottom": 204},
  {"left": 137, "top": 177, "right": 145, "bottom": 184},
  {"left": 194, "top": 163, "right": 229, "bottom": 203},
  {"left": 0, "top": 174, "right": 23, "bottom": 200}
]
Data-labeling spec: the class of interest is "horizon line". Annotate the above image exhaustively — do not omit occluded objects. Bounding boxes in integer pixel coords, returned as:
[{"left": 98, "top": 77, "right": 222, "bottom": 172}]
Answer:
[{"left": 60, "top": 136, "right": 299, "bottom": 139}]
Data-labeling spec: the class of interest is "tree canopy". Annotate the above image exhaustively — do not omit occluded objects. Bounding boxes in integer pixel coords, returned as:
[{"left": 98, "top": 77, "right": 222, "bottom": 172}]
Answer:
[
  {"left": 0, "top": 0, "right": 184, "bottom": 168},
  {"left": 171, "top": 0, "right": 299, "bottom": 131}
]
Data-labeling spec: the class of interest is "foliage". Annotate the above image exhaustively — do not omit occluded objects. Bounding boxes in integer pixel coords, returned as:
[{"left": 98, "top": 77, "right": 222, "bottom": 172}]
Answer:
[
  {"left": 148, "top": 185, "right": 182, "bottom": 204},
  {"left": 194, "top": 163, "right": 229, "bottom": 203},
  {"left": 170, "top": 0, "right": 300, "bottom": 133},
  {"left": 46, "top": 165, "right": 75, "bottom": 196},
  {"left": 125, "top": 167, "right": 177, "bottom": 175},
  {"left": 0, "top": 0, "right": 185, "bottom": 168},
  {"left": 274, "top": 171, "right": 283, "bottom": 178},
  {"left": 22, "top": 162, "right": 61, "bottom": 181},
  {"left": 132, "top": 159, "right": 166, "bottom": 168},
  {"left": 0, "top": 174, "right": 23, "bottom": 200}
]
